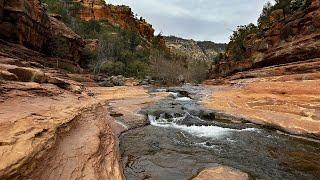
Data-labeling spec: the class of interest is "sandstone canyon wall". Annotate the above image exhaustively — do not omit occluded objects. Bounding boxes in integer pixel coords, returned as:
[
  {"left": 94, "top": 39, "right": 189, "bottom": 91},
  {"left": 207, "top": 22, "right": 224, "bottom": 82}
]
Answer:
[
  {"left": 69, "top": 0, "right": 155, "bottom": 40},
  {"left": 0, "top": 0, "right": 84, "bottom": 63},
  {"left": 211, "top": 0, "right": 320, "bottom": 78},
  {"left": 0, "top": 0, "right": 50, "bottom": 50}
]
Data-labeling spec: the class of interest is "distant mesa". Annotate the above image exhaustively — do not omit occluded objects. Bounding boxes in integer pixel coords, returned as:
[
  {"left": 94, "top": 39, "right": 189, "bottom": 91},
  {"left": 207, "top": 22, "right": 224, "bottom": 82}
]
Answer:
[{"left": 164, "top": 36, "right": 226, "bottom": 62}]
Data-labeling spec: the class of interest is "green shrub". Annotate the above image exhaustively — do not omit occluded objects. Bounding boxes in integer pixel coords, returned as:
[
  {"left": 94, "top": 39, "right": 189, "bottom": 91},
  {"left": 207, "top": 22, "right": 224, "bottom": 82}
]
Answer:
[
  {"left": 99, "top": 61, "right": 125, "bottom": 75},
  {"left": 125, "top": 60, "right": 149, "bottom": 78},
  {"left": 48, "top": 37, "right": 69, "bottom": 58},
  {"left": 226, "top": 23, "right": 258, "bottom": 61}
]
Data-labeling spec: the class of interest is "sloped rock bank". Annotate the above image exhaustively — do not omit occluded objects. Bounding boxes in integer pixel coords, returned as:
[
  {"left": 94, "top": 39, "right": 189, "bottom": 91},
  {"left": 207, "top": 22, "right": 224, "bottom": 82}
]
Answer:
[{"left": 203, "top": 69, "right": 320, "bottom": 139}]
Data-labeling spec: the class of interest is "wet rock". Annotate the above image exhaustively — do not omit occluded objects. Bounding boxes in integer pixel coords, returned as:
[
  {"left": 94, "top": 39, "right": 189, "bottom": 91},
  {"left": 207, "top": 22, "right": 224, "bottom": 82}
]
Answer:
[
  {"left": 176, "top": 114, "right": 210, "bottom": 127},
  {"left": 193, "top": 166, "right": 249, "bottom": 180},
  {"left": 139, "top": 76, "right": 154, "bottom": 86},
  {"left": 139, "top": 80, "right": 149, "bottom": 86}
]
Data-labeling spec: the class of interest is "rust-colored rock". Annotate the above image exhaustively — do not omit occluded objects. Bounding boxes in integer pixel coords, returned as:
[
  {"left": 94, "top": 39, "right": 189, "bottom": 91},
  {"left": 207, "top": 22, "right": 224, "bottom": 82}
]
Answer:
[
  {"left": 0, "top": 0, "right": 84, "bottom": 64},
  {"left": 210, "top": 0, "right": 320, "bottom": 78},
  {"left": 0, "top": 0, "right": 50, "bottom": 50},
  {"left": 203, "top": 69, "right": 320, "bottom": 138},
  {"left": 193, "top": 166, "right": 249, "bottom": 180},
  {"left": 69, "top": 0, "right": 155, "bottom": 40}
]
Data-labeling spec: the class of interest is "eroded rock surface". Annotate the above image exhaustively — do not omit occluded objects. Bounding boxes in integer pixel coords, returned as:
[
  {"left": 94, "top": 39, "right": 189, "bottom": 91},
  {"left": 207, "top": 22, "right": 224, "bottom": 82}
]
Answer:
[
  {"left": 203, "top": 71, "right": 320, "bottom": 138},
  {"left": 193, "top": 166, "right": 249, "bottom": 180},
  {"left": 0, "top": 0, "right": 84, "bottom": 63}
]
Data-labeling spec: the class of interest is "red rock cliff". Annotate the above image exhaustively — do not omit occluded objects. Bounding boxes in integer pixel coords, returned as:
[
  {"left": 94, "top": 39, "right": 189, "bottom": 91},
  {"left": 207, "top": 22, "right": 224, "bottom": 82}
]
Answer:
[
  {"left": 211, "top": 0, "right": 320, "bottom": 78},
  {"left": 0, "top": 0, "right": 51, "bottom": 50},
  {"left": 0, "top": 0, "right": 84, "bottom": 63},
  {"left": 71, "top": 0, "right": 155, "bottom": 40}
]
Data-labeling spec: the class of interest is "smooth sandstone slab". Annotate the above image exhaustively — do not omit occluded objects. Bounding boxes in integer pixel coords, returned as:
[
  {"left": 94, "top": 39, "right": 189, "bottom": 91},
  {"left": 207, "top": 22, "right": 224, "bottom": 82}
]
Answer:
[
  {"left": 203, "top": 73, "right": 320, "bottom": 138},
  {"left": 193, "top": 166, "right": 249, "bottom": 180}
]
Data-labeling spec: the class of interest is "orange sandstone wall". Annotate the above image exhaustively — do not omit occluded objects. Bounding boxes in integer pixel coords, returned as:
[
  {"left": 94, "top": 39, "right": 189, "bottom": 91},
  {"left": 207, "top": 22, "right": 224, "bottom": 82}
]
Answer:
[{"left": 74, "top": 0, "right": 155, "bottom": 40}]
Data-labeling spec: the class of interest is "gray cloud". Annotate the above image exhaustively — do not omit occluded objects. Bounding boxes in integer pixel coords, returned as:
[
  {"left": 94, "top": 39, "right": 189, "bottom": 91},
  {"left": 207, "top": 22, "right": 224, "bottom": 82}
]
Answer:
[{"left": 108, "top": 0, "right": 270, "bottom": 43}]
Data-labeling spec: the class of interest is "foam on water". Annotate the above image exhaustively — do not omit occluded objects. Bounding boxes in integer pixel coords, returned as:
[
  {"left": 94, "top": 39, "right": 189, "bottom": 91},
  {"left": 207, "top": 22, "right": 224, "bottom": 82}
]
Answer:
[
  {"left": 169, "top": 92, "right": 179, "bottom": 98},
  {"left": 176, "top": 97, "right": 192, "bottom": 101},
  {"left": 148, "top": 115, "right": 258, "bottom": 138}
]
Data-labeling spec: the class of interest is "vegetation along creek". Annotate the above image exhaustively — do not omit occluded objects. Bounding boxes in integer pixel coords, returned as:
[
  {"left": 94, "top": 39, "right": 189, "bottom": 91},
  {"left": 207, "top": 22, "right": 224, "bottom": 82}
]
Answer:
[{"left": 120, "top": 86, "right": 320, "bottom": 180}]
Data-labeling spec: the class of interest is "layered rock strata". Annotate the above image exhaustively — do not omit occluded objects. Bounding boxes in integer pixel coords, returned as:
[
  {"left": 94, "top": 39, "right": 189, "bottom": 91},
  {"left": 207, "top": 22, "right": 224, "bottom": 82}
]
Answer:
[
  {"left": 70, "top": 0, "right": 155, "bottom": 40},
  {"left": 211, "top": 0, "right": 320, "bottom": 78},
  {"left": 0, "top": 0, "right": 84, "bottom": 63}
]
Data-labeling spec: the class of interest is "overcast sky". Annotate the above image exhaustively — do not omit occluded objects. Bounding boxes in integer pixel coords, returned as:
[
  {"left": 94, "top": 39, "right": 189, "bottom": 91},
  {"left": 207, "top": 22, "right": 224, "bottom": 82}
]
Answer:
[{"left": 108, "top": 0, "right": 271, "bottom": 43}]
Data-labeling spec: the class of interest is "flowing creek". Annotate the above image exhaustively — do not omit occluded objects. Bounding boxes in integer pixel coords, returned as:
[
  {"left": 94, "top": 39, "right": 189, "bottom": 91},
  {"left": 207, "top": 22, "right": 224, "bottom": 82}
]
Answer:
[{"left": 120, "top": 86, "right": 320, "bottom": 180}]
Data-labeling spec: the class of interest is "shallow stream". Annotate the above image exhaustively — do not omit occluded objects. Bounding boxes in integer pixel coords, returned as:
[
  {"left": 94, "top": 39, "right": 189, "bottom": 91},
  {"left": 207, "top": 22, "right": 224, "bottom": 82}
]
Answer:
[{"left": 120, "top": 86, "right": 320, "bottom": 180}]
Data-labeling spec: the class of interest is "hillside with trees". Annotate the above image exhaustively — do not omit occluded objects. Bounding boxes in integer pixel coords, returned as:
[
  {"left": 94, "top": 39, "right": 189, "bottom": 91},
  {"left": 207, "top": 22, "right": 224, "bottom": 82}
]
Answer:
[{"left": 210, "top": 0, "right": 318, "bottom": 77}]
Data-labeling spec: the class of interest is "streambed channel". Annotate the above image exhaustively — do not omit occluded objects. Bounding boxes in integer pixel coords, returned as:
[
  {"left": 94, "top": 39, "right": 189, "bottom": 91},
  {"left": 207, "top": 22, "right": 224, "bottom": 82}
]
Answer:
[{"left": 120, "top": 85, "right": 320, "bottom": 180}]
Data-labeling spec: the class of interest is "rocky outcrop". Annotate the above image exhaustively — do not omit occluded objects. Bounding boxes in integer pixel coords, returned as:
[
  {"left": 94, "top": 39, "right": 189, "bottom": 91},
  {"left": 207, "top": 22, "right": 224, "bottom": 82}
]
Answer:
[
  {"left": 211, "top": 0, "right": 320, "bottom": 78},
  {"left": 69, "top": 0, "right": 154, "bottom": 40},
  {"left": 164, "top": 36, "right": 226, "bottom": 61},
  {"left": 0, "top": 0, "right": 84, "bottom": 64},
  {"left": 193, "top": 166, "right": 249, "bottom": 180}
]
